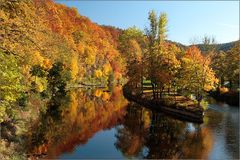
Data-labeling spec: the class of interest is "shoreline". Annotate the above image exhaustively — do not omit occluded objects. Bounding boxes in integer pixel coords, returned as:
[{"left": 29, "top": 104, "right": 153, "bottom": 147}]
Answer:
[
  {"left": 209, "top": 90, "right": 239, "bottom": 107},
  {"left": 123, "top": 85, "right": 204, "bottom": 123}
]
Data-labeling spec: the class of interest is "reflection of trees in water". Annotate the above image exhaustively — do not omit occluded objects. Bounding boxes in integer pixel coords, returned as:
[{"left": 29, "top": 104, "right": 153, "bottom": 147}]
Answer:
[
  {"left": 205, "top": 106, "right": 239, "bottom": 159},
  {"left": 29, "top": 91, "right": 71, "bottom": 153},
  {"left": 115, "top": 104, "right": 213, "bottom": 159},
  {"left": 181, "top": 127, "right": 213, "bottom": 159},
  {"left": 115, "top": 104, "right": 150, "bottom": 157},
  {"left": 225, "top": 112, "right": 239, "bottom": 159},
  {"left": 146, "top": 113, "right": 186, "bottom": 159},
  {"left": 28, "top": 87, "right": 128, "bottom": 158},
  {"left": 204, "top": 108, "right": 224, "bottom": 129}
]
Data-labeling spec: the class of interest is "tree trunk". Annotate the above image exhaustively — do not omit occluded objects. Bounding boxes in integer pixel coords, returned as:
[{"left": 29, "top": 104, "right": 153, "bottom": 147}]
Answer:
[
  {"left": 155, "top": 85, "right": 158, "bottom": 99},
  {"left": 160, "top": 86, "right": 164, "bottom": 99},
  {"left": 151, "top": 83, "right": 156, "bottom": 99},
  {"left": 220, "top": 76, "right": 224, "bottom": 87},
  {"left": 229, "top": 80, "right": 232, "bottom": 90},
  {"left": 168, "top": 85, "right": 170, "bottom": 95},
  {"left": 197, "top": 92, "right": 202, "bottom": 106}
]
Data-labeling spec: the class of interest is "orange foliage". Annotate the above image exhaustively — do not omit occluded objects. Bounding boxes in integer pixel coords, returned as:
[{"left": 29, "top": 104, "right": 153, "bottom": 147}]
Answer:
[
  {"left": 185, "top": 46, "right": 205, "bottom": 64},
  {"left": 31, "top": 0, "right": 126, "bottom": 83}
]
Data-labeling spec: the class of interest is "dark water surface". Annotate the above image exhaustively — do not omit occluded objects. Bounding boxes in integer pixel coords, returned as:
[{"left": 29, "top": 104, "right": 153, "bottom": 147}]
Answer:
[{"left": 28, "top": 87, "right": 239, "bottom": 159}]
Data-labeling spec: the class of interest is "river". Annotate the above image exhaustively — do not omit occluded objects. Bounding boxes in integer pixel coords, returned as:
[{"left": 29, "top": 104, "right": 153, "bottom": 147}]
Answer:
[{"left": 28, "top": 87, "right": 239, "bottom": 159}]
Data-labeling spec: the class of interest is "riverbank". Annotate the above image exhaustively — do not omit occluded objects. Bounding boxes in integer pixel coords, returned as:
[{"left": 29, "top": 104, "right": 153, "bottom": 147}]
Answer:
[
  {"left": 209, "top": 90, "right": 239, "bottom": 106},
  {"left": 123, "top": 85, "right": 204, "bottom": 123},
  {"left": 67, "top": 82, "right": 107, "bottom": 89}
]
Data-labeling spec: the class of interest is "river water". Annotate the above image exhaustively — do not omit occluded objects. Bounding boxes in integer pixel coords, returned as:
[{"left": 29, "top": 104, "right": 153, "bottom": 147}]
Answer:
[{"left": 28, "top": 87, "right": 239, "bottom": 159}]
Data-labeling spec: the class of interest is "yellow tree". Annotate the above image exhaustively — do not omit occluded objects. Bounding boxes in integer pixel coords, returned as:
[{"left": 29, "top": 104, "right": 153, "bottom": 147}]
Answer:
[
  {"left": 145, "top": 11, "right": 181, "bottom": 99},
  {"left": 177, "top": 46, "right": 218, "bottom": 103},
  {"left": 119, "top": 27, "right": 145, "bottom": 89},
  {"left": 225, "top": 42, "right": 240, "bottom": 89},
  {"left": 0, "top": 51, "right": 23, "bottom": 123}
]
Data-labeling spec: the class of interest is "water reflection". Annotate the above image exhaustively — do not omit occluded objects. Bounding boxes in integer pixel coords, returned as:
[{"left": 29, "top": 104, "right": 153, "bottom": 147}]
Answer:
[
  {"left": 27, "top": 87, "right": 128, "bottom": 158},
  {"left": 27, "top": 88, "right": 239, "bottom": 159},
  {"left": 115, "top": 103, "right": 213, "bottom": 159},
  {"left": 206, "top": 103, "right": 239, "bottom": 159},
  {"left": 225, "top": 113, "right": 239, "bottom": 158},
  {"left": 115, "top": 105, "right": 150, "bottom": 157}
]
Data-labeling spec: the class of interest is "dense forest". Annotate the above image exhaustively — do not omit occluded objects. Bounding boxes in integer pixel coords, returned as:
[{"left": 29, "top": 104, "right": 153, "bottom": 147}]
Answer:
[{"left": 0, "top": 0, "right": 239, "bottom": 159}]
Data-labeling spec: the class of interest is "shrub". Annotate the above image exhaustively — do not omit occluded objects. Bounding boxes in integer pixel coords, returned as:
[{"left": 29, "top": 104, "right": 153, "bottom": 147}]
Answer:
[{"left": 219, "top": 87, "right": 229, "bottom": 94}]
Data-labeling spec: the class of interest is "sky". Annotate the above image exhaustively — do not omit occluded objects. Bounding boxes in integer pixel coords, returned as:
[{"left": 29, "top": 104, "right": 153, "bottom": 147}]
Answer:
[{"left": 56, "top": 0, "right": 239, "bottom": 45}]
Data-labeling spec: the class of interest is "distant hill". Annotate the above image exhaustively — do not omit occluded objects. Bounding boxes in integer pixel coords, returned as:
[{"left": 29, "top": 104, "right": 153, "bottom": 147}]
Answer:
[
  {"left": 195, "top": 40, "right": 239, "bottom": 53},
  {"left": 166, "top": 40, "right": 239, "bottom": 53},
  {"left": 100, "top": 26, "right": 238, "bottom": 53},
  {"left": 167, "top": 40, "right": 188, "bottom": 51},
  {"left": 147, "top": 40, "right": 239, "bottom": 53},
  {"left": 214, "top": 40, "right": 239, "bottom": 52}
]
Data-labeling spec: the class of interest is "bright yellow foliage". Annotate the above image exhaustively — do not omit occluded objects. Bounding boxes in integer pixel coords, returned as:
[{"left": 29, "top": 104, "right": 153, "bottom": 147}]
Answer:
[
  {"left": 33, "top": 51, "right": 44, "bottom": 65},
  {"left": 70, "top": 55, "right": 79, "bottom": 81},
  {"left": 35, "top": 77, "right": 48, "bottom": 92},
  {"left": 43, "top": 59, "right": 52, "bottom": 70},
  {"left": 103, "top": 63, "right": 112, "bottom": 75},
  {"left": 94, "top": 89, "right": 103, "bottom": 97},
  {"left": 94, "top": 70, "right": 103, "bottom": 78}
]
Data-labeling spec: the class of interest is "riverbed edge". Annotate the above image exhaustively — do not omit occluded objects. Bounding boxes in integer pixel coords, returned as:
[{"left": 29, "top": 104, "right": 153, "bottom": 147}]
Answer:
[{"left": 123, "top": 85, "right": 204, "bottom": 123}]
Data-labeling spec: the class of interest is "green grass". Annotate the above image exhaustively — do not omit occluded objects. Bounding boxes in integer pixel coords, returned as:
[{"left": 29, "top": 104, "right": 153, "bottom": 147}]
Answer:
[{"left": 143, "top": 79, "right": 151, "bottom": 83}]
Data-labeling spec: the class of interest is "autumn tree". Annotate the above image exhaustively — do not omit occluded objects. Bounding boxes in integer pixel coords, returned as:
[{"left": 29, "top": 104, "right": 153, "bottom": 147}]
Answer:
[
  {"left": 211, "top": 51, "right": 227, "bottom": 87},
  {"left": 48, "top": 62, "right": 71, "bottom": 94},
  {"left": 0, "top": 50, "right": 23, "bottom": 123},
  {"left": 145, "top": 10, "right": 161, "bottom": 98},
  {"left": 119, "top": 27, "right": 146, "bottom": 89},
  {"left": 223, "top": 42, "right": 240, "bottom": 89},
  {"left": 210, "top": 41, "right": 239, "bottom": 90},
  {"left": 145, "top": 10, "right": 180, "bottom": 99},
  {"left": 177, "top": 46, "right": 218, "bottom": 103}
]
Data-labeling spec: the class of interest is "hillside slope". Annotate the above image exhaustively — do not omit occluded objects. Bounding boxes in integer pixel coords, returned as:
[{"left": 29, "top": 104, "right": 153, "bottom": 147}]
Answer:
[
  {"left": 196, "top": 40, "right": 239, "bottom": 53},
  {"left": 1, "top": 0, "right": 126, "bottom": 86}
]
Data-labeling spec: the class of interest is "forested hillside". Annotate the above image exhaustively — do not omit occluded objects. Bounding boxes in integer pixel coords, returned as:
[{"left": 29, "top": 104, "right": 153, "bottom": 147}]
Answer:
[
  {"left": 0, "top": 0, "right": 126, "bottom": 123},
  {"left": 1, "top": 0, "right": 126, "bottom": 158},
  {"left": 196, "top": 40, "right": 239, "bottom": 52},
  {"left": 1, "top": 0, "right": 126, "bottom": 84}
]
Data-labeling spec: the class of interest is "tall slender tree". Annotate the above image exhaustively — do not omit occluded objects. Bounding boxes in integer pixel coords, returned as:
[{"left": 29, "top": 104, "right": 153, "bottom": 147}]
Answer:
[{"left": 145, "top": 10, "right": 180, "bottom": 99}]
